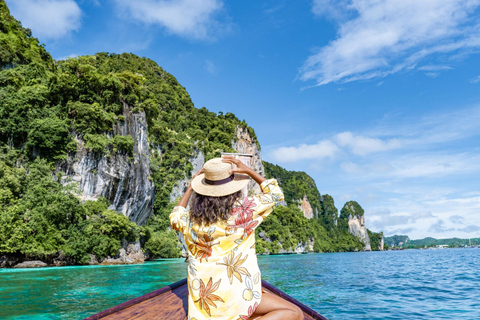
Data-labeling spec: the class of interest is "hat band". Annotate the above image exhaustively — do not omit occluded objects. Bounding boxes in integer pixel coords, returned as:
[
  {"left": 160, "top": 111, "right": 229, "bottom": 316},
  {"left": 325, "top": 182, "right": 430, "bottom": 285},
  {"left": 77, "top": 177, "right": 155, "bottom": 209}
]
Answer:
[{"left": 205, "top": 174, "right": 235, "bottom": 186}]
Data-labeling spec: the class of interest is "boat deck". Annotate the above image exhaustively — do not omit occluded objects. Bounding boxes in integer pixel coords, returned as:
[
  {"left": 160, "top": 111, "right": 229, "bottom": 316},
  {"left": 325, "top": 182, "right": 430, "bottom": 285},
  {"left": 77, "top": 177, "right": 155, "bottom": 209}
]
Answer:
[{"left": 84, "top": 278, "right": 327, "bottom": 320}]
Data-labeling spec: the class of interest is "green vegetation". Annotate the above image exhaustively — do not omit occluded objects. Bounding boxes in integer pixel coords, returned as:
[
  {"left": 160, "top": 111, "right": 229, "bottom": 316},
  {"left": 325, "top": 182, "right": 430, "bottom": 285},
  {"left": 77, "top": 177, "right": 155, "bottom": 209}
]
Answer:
[
  {"left": 0, "top": 1, "right": 255, "bottom": 262},
  {"left": 385, "top": 235, "right": 480, "bottom": 249},
  {"left": 261, "top": 161, "right": 366, "bottom": 253},
  {"left": 338, "top": 200, "right": 364, "bottom": 231},
  {"left": 0, "top": 1, "right": 52, "bottom": 69},
  {"left": 0, "top": 1, "right": 378, "bottom": 265},
  {"left": 262, "top": 162, "right": 322, "bottom": 215},
  {"left": 0, "top": 157, "right": 141, "bottom": 263},
  {"left": 367, "top": 229, "right": 384, "bottom": 251}
]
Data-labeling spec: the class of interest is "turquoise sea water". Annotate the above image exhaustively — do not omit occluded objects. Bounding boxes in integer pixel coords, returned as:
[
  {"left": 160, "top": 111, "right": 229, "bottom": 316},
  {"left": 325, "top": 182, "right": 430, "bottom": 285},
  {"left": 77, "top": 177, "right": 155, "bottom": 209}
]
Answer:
[{"left": 1, "top": 248, "right": 479, "bottom": 319}]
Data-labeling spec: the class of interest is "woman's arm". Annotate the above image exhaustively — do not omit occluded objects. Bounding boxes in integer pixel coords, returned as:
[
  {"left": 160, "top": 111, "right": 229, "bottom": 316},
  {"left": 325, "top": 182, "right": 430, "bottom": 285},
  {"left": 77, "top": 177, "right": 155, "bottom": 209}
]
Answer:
[
  {"left": 176, "top": 168, "right": 204, "bottom": 208},
  {"left": 221, "top": 155, "right": 266, "bottom": 185}
]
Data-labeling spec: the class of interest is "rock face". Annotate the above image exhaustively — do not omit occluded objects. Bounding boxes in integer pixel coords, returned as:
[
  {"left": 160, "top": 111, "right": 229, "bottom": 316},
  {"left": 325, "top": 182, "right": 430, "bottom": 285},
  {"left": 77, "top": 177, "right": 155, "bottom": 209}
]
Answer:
[
  {"left": 379, "top": 235, "right": 384, "bottom": 251},
  {"left": 0, "top": 255, "right": 22, "bottom": 268},
  {"left": 14, "top": 261, "right": 47, "bottom": 268},
  {"left": 299, "top": 195, "right": 315, "bottom": 219},
  {"left": 170, "top": 125, "right": 265, "bottom": 203},
  {"left": 56, "top": 103, "right": 155, "bottom": 225},
  {"left": 232, "top": 126, "right": 265, "bottom": 194},
  {"left": 100, "top": 242, "right": 146, "bottom": 265},
  {"left": 169, "top": 150, "right": 205, "bottom": 202},
  {"left": 348, "top": 214, "right": 372, "bottom": 251}
]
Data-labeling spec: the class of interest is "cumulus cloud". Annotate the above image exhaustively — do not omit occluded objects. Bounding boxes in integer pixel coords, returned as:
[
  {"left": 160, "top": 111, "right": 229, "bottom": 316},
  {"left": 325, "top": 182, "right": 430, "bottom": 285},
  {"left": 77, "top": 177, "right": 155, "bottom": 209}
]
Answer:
[
  {"left": 269, "top": 131, "right": 402, "bottom": 163},
  {"left": 457, "top": 225, "right": 480, "bottom": 233},
  {"left": 334, "top": 131, "right": 402, "bottom": 156},
  {"left": 369, "top": 208, "right": 435, "bottom": 231},
  {"left": 428, "top": 219, "right": 455, "bottom": 233},
  {"left": 270, "top": 139, "right": 338, "bottom": 163},
  {"left": 113, "top": 0, "right": 226, "bottom": 40},
  {"left": 449, "top": 215, "right": 466, "bottom": 224},
  {"left": 389, "top": 153, "right": 480, "bottom": 179},
  {"left": 301, "top": 0, "right": 480, "bottom": 85},
  {"left": 387, "top": 227, "right": 414, "bottom": 236},
  {"left": 311, "top": 0, "right": 351, "bottom": 21},
  {"left": 6, "top": 0, "right": 82, "bottom": 39}
]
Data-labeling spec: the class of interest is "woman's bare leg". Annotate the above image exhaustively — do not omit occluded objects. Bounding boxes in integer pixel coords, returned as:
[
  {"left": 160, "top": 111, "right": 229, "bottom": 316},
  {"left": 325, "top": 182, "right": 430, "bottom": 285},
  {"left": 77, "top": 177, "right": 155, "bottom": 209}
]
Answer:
[{"left": 250, "top": 292, "right": 303, "bottom": 320}]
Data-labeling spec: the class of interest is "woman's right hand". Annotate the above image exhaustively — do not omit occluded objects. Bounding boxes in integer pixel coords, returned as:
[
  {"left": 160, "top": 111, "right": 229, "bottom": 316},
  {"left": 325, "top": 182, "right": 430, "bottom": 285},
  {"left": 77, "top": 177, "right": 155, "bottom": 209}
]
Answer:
[
  {"left": 222, "top": 155, "right": 266, "bottom": 185},
  {"left": 221, "top": 155, "right": 250, "bottom": 175}
]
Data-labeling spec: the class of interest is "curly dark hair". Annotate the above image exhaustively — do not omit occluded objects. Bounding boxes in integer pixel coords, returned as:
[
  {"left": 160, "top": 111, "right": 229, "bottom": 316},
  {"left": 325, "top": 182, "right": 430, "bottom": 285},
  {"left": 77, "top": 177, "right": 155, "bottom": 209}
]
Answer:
[{"left": 190, "top": 190, "right": 243, "bottom": 226}]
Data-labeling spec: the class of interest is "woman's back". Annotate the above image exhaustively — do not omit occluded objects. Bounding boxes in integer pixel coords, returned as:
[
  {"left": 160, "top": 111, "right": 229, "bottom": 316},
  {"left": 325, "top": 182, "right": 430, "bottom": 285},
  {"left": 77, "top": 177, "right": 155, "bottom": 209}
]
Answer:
[{"left": 170, "top": 179, "right": 284, "bottom": 319}]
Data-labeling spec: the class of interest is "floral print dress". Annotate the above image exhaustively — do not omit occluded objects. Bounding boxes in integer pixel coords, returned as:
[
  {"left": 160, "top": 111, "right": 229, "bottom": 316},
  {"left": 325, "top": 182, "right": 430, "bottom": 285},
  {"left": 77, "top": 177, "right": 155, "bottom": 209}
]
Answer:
[{"left": 170, "top": 179, "right": 284, "bottom": 320}]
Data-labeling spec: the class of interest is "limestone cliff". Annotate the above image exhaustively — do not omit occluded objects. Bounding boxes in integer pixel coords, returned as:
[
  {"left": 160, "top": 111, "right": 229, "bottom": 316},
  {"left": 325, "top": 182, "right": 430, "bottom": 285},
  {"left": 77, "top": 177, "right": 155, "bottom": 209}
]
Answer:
[
  {"left": 298, "top": 195, "right": 318, "bottom": 219},
  {"left": 233, "top": 126, "right": 264, "bottom": 193},
  {"left": 56, "top": 103, "right": 155, "bottom": 225},
  {"left": 348, "top": 214, "right": 371, "bottom": 251},
  {"left": 339, "top": 201, "right": 371, "bottom": 251},
  {"left": 169, "top": 150, "right": 205, "bottom": 202},
  {"left": 169, "top": 125, "right": 263, "bottom": 202}
]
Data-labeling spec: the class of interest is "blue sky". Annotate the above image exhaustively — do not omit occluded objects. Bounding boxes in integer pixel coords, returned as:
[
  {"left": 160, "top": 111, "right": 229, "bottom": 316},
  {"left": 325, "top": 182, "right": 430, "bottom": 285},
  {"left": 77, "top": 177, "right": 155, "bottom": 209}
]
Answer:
[{"left": 7, "top": 0, "right": 480, "bottom": 240}]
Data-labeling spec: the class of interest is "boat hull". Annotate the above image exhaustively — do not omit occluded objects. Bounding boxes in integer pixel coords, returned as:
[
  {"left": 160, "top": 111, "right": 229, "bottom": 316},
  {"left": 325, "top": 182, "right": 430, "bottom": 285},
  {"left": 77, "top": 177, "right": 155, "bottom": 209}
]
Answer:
[{"left": 84, "top": 278, "right": 328, "bottom": 320}]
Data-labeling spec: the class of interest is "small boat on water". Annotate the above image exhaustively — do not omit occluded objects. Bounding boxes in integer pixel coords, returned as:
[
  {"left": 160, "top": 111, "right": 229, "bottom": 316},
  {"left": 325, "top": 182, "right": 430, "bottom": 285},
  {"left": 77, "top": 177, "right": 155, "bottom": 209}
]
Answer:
[{"left": 84, "top": 278, "right": 328, "bottom": 320}]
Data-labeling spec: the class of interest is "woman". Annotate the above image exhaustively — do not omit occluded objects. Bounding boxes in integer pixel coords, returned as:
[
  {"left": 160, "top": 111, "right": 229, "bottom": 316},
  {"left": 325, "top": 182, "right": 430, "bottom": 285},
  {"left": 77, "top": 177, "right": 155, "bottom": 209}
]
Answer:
[{"left": 170, "top": 156, "right": 303, "bottom": 320}]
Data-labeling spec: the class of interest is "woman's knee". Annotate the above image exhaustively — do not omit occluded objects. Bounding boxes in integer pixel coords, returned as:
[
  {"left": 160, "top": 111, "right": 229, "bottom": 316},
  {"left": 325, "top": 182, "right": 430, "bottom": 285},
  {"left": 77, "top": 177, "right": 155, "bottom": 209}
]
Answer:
[
  {"left": 290, "top": 305, "right": 303, "bottom": 320},
  {"left": 253, "top": 292, "right": 304, "bottom": 319}
]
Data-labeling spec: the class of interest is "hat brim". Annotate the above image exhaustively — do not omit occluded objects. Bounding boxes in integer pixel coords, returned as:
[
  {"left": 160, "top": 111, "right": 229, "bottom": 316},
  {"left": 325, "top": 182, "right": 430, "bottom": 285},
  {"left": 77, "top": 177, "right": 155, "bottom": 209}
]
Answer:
[{"left": 191, "top": 173, "right": 250, "bottom": 197}]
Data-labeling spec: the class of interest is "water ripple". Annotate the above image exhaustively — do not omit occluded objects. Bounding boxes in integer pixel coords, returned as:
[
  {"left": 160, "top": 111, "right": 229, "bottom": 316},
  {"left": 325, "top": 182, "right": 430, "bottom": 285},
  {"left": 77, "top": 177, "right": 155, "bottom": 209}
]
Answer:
[{"left": 1, "top": 248, "right": 479, "bottom": 319}]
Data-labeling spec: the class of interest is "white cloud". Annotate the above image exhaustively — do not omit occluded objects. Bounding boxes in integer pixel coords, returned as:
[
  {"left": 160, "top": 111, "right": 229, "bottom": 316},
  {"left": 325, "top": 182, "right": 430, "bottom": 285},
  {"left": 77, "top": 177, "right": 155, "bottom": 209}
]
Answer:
[
  {"left": 265, "top": 105, "right": 480, "bottom": 239},
  {"left": 270, "top": 139, "right": 338, "bottom": 163},
  {"left": 334, "top": 131, "right": 402, "bottom": 156},
  {"left": 6, "top": 0, "right": 82, "bottom": 40},
  {"left": 457, "top": 225, "right": 480, "bottom": 233},
  {"left": 428, "top": 219, "right": 455, "bottom": 233},
  {"left": 471, "top": 75, "right": 480, "bottom": 83},
  {"left": 418, "top": 65, "right": 453, "bottom": 72},
  {"left": 372, "top": 106, "right": 480, "bottom": 147},
  {"left": 55, "top": 54, "right": 79, "bottom": 61},
  {"left": 113, "top": 0, "right": 226, "bottom": 40},
  {"left": 389, "top": 153, "right": 480, "bottom": 179},
  {"left": 311, "top": 0, "right": 351, "bottom": 21},
  {"left": 449, "top": 215, "right": 465, "bottom": 224},
  {"left": 302, "top": 0, "right": 480, "bottom": 85},
  {"left": 269, "top": 131, "right": 402, "bottom": 163}
]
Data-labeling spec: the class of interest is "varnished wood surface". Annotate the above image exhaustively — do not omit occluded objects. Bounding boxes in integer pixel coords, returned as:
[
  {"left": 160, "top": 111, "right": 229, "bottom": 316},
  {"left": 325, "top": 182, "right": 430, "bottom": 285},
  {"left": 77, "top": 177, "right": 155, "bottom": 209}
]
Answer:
[{"left": 84, "top": 278, "right": 328, "bottom": 320}]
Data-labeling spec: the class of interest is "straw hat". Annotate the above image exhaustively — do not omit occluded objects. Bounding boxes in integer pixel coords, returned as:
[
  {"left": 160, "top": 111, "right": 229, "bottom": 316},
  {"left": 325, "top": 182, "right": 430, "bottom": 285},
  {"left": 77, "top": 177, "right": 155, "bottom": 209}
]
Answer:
[{"left": 191, "top": 158, "right": 250, "bottom": 197}]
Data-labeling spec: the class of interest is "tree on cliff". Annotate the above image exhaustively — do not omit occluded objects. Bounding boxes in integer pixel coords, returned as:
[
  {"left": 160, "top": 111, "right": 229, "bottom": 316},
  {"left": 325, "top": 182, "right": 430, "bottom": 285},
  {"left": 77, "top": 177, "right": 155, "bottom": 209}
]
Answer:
[
  {"left": 320, "top": 194, "right": 338, "bottom": 231},
  {"left": 338, "top": 200, "right": 364, "bottom": 232}
]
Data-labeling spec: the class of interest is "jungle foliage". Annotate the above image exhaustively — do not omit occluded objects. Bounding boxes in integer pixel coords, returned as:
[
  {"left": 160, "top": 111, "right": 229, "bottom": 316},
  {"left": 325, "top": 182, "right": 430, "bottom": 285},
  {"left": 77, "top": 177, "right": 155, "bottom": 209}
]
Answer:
[
  {"left": 262, "top": 161, "right": 366, "bottom": 253},
  {"left": 0, "top": 156, "right": 141, "bottom": 263},
  {"left": 0, "top": 1, "right": 255, "bottom": 261},
  {"left": 0, "top": 1, "right": 377, "bottom": 264}
]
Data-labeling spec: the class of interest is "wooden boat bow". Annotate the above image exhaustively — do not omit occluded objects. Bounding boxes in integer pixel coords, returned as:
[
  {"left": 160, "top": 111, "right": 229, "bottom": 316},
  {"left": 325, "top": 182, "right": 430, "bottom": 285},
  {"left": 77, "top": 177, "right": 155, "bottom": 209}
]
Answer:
[{"left": 84, "top": 278, "right": 328, "bottom": 320}]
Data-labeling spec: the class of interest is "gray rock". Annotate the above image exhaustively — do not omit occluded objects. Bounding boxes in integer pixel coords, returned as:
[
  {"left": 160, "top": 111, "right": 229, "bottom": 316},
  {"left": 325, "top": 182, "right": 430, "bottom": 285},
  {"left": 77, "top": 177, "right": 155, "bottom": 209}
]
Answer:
[
  {"left": 100, "top": 241, "right": 145, "bottom": 265},
  {"left": 169, "top": 151, "right": 205, "bottom": 202},
  {"left": 232, "top": 126, "right": 265, "bottom": 194},
  {"left": 88, "top": 254, "right": 99, "bottom": 265},
  {"left": 14, "top": 261, "right": 47, "bottom": 268},
  {"left": 0, "top": 255, "right": 21, "bottom": 268},
  {"left": 348, "top": 213, "right": 372, "bottom": 251},
  {"left": 56, "top": 103, "right": 155, "bottom": 225}
]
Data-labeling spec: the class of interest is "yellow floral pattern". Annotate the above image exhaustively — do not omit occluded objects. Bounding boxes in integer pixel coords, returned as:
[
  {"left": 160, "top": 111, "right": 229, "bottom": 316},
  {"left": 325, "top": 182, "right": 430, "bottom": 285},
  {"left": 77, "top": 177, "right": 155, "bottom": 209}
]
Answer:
[{"left": 170, "top": 179, "right": 284, "bottom": 319}]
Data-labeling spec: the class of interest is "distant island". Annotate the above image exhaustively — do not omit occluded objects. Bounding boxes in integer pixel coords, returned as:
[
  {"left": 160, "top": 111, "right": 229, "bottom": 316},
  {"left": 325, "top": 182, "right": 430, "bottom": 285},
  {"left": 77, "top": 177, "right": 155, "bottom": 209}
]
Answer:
[{"left": 384, "top": 235, "right": 480, "bottom": 249}]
